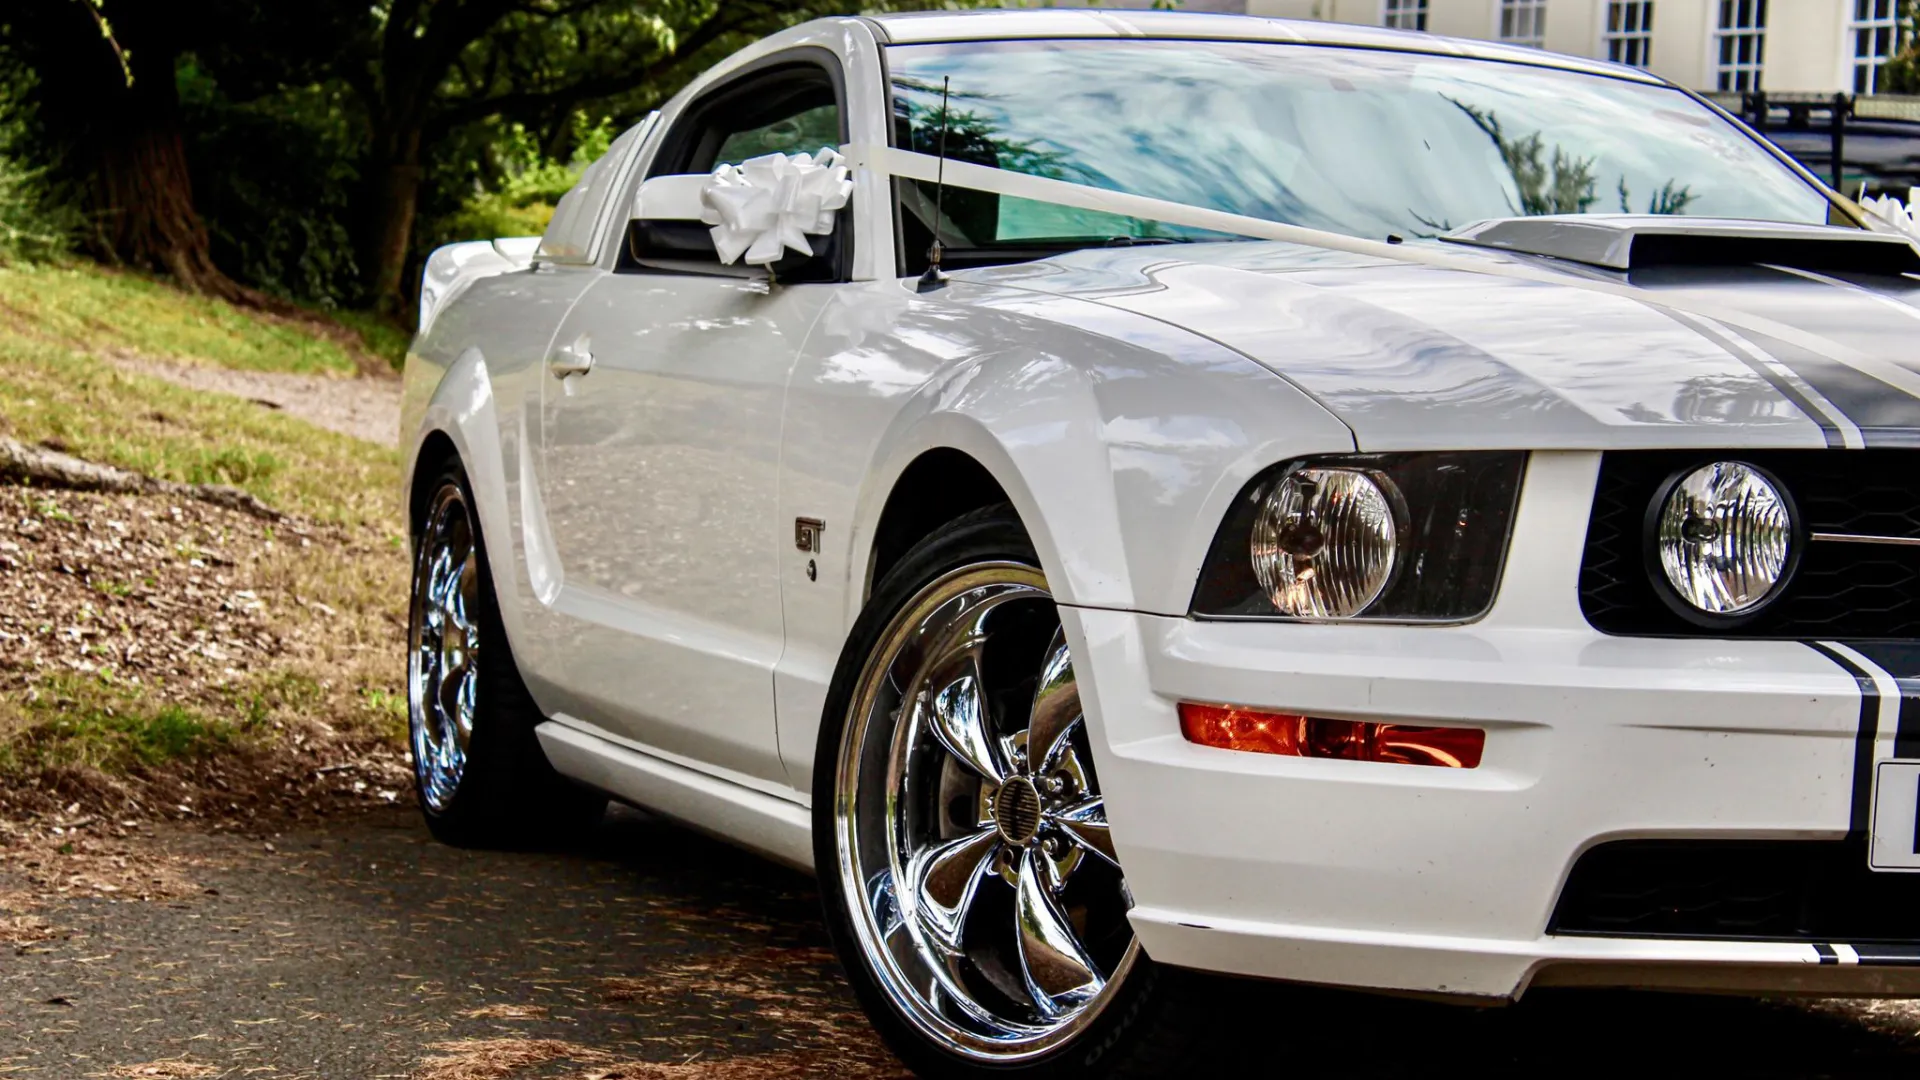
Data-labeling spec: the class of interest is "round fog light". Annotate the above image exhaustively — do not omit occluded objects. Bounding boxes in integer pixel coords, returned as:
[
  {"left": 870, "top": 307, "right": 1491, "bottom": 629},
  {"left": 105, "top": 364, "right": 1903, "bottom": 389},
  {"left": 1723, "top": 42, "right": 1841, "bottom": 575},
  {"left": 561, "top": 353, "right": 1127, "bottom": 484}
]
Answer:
[{"left": 1655, "top": 461, "right": 1794, "bottom": 617}]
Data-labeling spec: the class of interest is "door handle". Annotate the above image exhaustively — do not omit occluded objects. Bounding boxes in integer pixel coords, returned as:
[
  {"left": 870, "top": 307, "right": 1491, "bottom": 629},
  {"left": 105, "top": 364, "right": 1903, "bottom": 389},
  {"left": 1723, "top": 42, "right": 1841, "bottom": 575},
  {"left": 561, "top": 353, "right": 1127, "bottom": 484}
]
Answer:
[{"left": 549, "top": 340, "right": 594, "bottom": 379}]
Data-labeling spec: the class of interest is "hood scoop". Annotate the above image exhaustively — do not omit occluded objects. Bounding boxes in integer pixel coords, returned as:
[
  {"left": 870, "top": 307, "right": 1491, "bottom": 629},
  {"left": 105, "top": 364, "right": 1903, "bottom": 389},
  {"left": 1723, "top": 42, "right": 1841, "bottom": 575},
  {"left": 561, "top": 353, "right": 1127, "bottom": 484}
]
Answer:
[{"left": 1443, "top": 215, "right": 1920, "bottom": 275}]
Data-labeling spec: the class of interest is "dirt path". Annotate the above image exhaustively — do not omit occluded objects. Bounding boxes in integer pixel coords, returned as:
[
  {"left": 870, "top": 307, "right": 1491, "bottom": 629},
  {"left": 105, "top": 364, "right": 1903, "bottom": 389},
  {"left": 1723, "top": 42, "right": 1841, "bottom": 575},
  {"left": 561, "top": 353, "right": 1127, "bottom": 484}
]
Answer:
[
  {"left": 7, "top": 806, "right": 1920, "bottom": 1079},
  {"left": 110, "top": 357, "right": 401, "bottom": 447}
]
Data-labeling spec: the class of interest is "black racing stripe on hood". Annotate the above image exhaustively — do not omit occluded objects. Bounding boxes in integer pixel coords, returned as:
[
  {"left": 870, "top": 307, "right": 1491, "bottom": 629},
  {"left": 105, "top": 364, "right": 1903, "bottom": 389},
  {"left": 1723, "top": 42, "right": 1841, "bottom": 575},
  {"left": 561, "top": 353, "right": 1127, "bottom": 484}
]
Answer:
[
  {"left": 1739, "top": 329, "right": 1920, "bottom": 448},
  {"left": 1670, "top": 314, "right": 1853, "bottom": 449},
  {"left": 1624, "top": 264, "right": 1920, "bottom": 447}
]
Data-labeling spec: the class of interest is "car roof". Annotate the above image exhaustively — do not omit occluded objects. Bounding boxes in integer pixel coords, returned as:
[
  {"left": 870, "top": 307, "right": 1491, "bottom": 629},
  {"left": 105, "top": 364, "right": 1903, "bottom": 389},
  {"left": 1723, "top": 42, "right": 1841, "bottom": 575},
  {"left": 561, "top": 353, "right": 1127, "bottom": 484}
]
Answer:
[{"left": 861, "top": 9, "right": 1661, "bottom": 85}]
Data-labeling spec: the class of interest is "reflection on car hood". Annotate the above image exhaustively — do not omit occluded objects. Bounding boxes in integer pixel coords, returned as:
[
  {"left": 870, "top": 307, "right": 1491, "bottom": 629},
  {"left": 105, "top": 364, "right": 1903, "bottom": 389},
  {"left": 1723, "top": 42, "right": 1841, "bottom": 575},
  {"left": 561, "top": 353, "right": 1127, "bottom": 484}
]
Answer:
[{"left": 969, "top": 240, "right": 1920, "bottom": 451}]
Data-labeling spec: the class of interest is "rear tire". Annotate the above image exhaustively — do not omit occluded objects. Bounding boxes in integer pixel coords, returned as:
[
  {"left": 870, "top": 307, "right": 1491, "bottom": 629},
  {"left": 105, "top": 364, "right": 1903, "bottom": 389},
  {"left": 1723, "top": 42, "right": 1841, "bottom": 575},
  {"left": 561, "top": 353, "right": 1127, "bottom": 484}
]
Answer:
[
  {"left": 814, "top": 504, "right": 1211, "bottom": 1079},
  {"left": 407, "top": 458, "right": 605, "bottom": 847}
]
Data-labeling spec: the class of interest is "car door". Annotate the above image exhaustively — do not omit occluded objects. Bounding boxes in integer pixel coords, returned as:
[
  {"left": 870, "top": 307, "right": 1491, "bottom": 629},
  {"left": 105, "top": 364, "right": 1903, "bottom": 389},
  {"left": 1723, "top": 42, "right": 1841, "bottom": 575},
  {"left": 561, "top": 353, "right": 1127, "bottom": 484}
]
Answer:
[{"left": 531, "top": 58, "right": 849, "bottom": 786}]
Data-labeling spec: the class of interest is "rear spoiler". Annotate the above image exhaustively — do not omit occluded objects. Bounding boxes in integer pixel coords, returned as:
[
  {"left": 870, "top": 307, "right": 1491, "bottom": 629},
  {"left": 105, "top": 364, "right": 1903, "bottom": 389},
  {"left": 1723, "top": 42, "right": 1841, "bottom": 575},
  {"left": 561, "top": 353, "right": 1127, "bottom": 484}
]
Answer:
[{"left": 1443, "top": 215, "right": 1920, "bottom": 275}]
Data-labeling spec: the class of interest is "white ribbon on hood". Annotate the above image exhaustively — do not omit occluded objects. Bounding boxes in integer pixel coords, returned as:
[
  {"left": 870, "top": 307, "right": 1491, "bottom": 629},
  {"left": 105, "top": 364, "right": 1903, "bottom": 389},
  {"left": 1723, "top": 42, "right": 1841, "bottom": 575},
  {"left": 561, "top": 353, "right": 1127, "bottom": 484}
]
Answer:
[
  {"left": 700, "top": 148, "right": 853, "bottom": 266},
  {"left": 1861, "top": 189, "right": 1920, "bottom": 243}
]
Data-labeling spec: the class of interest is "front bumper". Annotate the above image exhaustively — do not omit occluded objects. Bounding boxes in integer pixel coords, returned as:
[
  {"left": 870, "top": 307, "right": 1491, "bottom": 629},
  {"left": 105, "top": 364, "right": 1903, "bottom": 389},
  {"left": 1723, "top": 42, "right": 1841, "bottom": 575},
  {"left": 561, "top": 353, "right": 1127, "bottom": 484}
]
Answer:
[{"left": 1061, "top": 452, "right": 1919, "bottom": 999}]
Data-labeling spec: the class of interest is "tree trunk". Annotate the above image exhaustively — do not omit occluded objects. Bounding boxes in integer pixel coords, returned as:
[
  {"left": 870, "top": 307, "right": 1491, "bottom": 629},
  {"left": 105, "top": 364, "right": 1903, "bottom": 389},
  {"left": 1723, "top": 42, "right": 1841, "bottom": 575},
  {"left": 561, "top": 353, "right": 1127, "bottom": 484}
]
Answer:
[
  {"left": 91, "top": 106, "right": 227, "bottom": 294},
  {"left": 75, "top": 23, "right": 284, "bottom": 310},
  {"left": 365, "top": 129, "right": 426, "bottom": 316}
]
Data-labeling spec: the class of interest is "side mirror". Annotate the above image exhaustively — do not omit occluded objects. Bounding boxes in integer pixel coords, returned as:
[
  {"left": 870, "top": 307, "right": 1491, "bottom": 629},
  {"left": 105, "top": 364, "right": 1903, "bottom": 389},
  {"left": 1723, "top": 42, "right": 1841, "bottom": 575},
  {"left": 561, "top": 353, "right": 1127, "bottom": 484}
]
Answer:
[{"left": 631, "top": 174, "right": 709, "bottom": 224}]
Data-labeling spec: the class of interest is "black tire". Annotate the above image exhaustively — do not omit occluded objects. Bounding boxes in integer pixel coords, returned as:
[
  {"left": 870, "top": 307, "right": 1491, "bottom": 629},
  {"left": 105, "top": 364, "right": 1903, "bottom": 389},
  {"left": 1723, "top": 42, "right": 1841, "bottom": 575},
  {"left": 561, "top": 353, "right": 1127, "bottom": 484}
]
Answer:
[
  {"left": 407, "top": 458, "right": 605, "bottom": 847},
  {"left": 813, "top": 504, "right": 1213, "bottom": 1079}
]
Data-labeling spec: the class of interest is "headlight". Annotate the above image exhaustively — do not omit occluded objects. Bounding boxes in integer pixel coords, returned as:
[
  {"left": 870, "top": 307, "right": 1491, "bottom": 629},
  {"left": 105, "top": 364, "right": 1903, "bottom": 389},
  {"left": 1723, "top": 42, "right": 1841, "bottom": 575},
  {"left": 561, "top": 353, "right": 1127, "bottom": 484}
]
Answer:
[
  {"left": 1251, "top": 467, "right": 1400, "bottom": 618},
  {"left": 1193, "top": 453, "right": 1527, "bottom": 622},
  {"left": 1653, "top": 461, "right": 1794, "bottom": 617}
]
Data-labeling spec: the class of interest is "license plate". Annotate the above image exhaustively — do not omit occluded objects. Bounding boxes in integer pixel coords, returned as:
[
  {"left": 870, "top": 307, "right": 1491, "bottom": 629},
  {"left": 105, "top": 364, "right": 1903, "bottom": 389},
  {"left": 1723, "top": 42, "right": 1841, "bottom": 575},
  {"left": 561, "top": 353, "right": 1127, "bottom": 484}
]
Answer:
[{"left": 1870, "top": 761, "right": 1920, "bottom": 871}]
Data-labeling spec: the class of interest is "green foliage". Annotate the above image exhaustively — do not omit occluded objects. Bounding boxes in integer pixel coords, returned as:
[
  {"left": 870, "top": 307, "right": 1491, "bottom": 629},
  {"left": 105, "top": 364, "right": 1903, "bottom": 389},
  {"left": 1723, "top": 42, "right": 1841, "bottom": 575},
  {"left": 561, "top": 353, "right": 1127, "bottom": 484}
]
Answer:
[
  {"left": 0, "top": 105, "right": 78, "bottom": 263},
  {"left": 181, "top": 66, "right": 367, "bottom": 307},
  {"left": 423, "top": 113, "right": 615, "bottom": 247},
  {"left": 0, "top": 152, "right": 76, "bottom": 263},
  {"left": 1886, "top": 1, "right": 1920, "bottom": 94},
  {"left": 2, "top": 0, "right": 977, "bottom": 310}
]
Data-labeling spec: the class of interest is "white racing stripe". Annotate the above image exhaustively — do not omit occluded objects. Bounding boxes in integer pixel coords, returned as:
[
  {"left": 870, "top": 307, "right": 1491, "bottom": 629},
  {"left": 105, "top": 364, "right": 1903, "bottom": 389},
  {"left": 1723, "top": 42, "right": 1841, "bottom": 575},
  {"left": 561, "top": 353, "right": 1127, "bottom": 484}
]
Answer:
[
  {"left": 846, "top": 145, "right": 1920, "bottom": 414},
  {"left": 1835, "top": 943, "right": 1864, "bottom": 965},
  {"left": 1769, "top": 265, "right": 1920, "bottom": 324}
]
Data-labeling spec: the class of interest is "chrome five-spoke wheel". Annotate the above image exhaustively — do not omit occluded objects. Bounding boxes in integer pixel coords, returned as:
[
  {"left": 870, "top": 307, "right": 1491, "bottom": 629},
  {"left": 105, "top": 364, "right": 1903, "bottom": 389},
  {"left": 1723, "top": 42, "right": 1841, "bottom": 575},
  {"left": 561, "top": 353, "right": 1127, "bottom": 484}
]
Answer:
[
  {"left": 409, "top": 483, "right": 479, "bottom": 813},
  {"left": 835, "top": 562, "right": 1137, "bottom": 1063}
]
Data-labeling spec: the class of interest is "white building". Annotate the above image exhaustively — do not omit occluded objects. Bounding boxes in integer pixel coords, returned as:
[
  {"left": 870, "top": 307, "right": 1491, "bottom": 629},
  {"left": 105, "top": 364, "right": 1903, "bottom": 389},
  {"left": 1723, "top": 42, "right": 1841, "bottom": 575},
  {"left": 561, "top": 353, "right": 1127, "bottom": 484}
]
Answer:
[{"left": 1244, "top": 1, "right": 1910, "bottom": 94}]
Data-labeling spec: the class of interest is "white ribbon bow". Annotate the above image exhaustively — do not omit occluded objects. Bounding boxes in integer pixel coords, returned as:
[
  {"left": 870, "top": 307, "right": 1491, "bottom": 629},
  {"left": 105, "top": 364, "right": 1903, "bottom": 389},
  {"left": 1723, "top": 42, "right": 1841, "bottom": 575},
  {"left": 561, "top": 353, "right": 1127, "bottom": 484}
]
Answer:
[
  {"left": 1861, "top": 189, "right": 1920, "bottom": 243},
  {"left": 699, "top": 148, "right": 854, "bottom": 267}
]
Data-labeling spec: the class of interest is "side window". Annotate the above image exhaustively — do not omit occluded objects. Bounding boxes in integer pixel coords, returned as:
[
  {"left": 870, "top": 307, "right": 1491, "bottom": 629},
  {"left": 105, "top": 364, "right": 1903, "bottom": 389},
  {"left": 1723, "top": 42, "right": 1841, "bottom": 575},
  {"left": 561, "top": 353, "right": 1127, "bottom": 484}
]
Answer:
[
  {"left": 538, "top": 117, "right": 651, "bottom": 263},
  {"left": 627, "top": 58, "right": 849, "bottom": 280},
  {"left": 713, "top": 104, "right": 841, "bottom": 166}
]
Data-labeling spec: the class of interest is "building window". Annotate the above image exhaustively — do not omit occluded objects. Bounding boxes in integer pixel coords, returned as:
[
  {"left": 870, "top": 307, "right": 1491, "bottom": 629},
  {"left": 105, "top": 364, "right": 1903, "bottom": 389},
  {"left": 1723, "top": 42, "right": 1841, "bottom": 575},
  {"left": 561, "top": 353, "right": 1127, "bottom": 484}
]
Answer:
[
  {"left": 1852, "top": 0, "right": 1905, "bottom": 93},
  {"left": 1383, "top": 0, "right": 1428, "bottom": 31},
  {"left": 1604, "top": 2, "right": 1656, "bottom": 68},
  {"left": 1714, "top": 0, "right": 1768, "bottom": 91},
  {"left": 1499, "top": 0, "right": 1548, "bottom": 46}
]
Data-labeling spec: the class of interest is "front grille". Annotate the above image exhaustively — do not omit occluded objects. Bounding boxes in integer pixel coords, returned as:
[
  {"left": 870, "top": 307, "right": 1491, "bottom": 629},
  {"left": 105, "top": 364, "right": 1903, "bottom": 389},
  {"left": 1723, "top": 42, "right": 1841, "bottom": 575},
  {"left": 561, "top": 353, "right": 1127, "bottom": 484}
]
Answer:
[
  {"left": 1551, "top": 839, "right": 1920, "bottom": 942},
  {"left": 1580, "top": 449, "right": 1920, "bottom": 638}
]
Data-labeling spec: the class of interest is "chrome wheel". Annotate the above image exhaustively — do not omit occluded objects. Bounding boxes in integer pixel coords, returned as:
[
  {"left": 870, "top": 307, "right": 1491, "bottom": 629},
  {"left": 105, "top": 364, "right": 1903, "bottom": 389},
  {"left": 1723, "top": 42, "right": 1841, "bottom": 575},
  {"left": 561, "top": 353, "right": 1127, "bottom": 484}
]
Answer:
[
  {"left": 409, "top": 484, "right": 480, "bottom": 813},
  {"left": 836, "top": 562, "right": 1137, "bottom": 1063}
]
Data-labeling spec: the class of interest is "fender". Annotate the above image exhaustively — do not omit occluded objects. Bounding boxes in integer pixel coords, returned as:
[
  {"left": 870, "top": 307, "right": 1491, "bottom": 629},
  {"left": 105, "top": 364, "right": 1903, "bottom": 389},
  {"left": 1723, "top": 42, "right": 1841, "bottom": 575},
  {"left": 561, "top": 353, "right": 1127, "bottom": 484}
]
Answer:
[
  {"left": 846, "top": 287, "right": 1360, "bottom": 620},
  {"left": 410, "top": 348, "right": 540, "bottom": 653}
]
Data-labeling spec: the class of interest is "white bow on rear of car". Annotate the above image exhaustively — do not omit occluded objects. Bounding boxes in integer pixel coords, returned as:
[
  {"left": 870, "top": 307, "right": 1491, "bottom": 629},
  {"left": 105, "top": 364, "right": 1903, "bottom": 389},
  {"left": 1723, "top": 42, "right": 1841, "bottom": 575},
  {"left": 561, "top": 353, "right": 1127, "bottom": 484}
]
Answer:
[
  {"left": 1860, "top": 189, "right": 1919, "bottom": 243},
  {"left": 700, "top": 148, "right": 854, "bottom": 267}
]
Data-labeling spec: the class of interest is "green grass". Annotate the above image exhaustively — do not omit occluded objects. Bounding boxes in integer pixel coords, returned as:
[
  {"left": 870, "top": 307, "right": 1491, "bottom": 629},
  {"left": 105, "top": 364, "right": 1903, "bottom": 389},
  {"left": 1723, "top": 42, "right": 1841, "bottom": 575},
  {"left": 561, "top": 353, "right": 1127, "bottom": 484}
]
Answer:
[
  {"left": 0, "top": 675, "right": 242, "bottom": 775},
  {"left": 0, "top": 337, "right": 399, "bottom": 525},
  {"left": 328, "top": 306, "right": 414, "bottom": 371},
  {"left": 0, "top": 261, "right": 406, "bottom": 374},
  {"left": 0, "top": 262, "right": 412, "bottom": 795}
]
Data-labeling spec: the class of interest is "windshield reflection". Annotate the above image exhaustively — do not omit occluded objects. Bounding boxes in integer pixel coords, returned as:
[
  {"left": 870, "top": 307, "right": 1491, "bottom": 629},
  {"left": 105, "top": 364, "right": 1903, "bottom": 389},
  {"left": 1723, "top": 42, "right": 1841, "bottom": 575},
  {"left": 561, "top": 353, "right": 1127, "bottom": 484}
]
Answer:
[{"left": 887, "top": 40, "right": 1834, "bottom": 249}]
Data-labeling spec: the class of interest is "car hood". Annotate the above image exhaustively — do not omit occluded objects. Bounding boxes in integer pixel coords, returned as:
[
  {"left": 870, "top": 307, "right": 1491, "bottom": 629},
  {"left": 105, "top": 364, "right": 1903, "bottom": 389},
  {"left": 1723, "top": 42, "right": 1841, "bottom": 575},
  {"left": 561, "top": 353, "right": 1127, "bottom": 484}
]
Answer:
[{"left": 967, "top": 240, "right": 1920, "bottom": 451}]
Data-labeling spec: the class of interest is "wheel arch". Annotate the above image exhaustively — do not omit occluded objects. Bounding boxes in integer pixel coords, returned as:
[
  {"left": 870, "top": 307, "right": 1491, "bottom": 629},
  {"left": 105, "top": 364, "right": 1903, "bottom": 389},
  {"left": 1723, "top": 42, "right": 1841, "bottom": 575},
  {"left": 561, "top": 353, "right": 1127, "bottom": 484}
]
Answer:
[
  {"left": 408, "top": 430, "right": 461, "bottom": 540},
  {"left": 863, "top": 447, "right": 1012, "bottom": 602},
  {"left": 846, "top": 353, "right": 1135, "bottom": 615}
]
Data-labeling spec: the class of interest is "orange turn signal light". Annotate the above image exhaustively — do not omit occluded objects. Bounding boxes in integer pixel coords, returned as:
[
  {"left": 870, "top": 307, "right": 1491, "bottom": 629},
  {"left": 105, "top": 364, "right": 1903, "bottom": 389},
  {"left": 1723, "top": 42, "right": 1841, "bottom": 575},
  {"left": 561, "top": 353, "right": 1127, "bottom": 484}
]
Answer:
[{"left": 1178, "top": 703, "right": 1484, "bottom": 769}]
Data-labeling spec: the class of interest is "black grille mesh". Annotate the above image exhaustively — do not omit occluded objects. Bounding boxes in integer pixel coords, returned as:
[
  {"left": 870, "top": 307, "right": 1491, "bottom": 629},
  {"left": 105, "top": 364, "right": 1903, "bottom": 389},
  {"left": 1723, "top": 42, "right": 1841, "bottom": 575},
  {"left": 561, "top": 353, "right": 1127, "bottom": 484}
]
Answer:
[
  {"left": 1552, "top": 839, "right": 1920, "bottom": 942},
  {"left": 1580, "top": 450, "right": 1920, "bottom": 638}
]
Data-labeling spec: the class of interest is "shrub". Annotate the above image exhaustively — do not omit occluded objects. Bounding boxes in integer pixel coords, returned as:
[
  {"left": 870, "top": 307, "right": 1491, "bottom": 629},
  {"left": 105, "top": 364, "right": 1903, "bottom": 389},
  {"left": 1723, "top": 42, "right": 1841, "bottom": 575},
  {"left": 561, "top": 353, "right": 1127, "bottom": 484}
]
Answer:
[{"left": 0, "top": 152, "right": 77, "bottom": 264}]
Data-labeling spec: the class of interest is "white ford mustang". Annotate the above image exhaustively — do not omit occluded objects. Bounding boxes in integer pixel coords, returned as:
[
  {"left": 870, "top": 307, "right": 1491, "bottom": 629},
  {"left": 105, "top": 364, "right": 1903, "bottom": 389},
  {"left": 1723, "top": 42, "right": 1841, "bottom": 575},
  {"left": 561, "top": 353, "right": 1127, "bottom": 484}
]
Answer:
[{"left": 400, "top": 10, "right": 1920, "bottom": 1077}]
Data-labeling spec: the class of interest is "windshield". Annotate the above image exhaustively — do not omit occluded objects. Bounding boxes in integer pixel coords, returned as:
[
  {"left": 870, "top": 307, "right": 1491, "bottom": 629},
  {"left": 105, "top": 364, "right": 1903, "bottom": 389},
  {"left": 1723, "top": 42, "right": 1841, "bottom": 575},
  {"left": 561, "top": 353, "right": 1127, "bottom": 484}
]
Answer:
[{"left": 885, "top": 40, "right": 1837, "bottom": 254}]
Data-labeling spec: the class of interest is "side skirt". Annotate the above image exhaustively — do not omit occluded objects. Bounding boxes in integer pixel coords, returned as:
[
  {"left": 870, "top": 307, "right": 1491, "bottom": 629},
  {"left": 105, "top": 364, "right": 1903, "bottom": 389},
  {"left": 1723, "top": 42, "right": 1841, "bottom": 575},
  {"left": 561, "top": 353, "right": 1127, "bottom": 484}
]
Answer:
[{"left": 535, "top": 719, "right": 815, "bottom": 873}]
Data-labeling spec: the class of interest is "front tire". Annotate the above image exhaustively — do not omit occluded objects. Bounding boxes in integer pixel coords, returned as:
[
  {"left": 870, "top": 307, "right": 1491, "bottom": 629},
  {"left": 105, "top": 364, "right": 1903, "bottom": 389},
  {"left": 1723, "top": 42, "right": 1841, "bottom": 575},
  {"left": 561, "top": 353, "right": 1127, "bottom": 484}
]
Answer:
[
  {"left": 407, "top": 460, "right": 604, "bottom": 847},
  {"left": 814, "top": 505, "right": 1205, "bottom": 1079}
]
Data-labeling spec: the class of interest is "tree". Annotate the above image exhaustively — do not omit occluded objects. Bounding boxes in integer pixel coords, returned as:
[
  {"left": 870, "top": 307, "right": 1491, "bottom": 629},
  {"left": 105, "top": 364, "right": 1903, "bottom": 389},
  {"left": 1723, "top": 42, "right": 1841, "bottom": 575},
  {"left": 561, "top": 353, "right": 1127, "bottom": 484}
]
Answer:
[
  {"left": 3, "top": 0, "right": 954, "bottom": 312},
  {"left": 0, "top": 0, "right": 272, "bottom": 302},
  {"left": 322, "top": 0, "right": 945, "bottom": 313},
  {"left": 1453, "top": 101, "right": 1599, "bottom": 216}
]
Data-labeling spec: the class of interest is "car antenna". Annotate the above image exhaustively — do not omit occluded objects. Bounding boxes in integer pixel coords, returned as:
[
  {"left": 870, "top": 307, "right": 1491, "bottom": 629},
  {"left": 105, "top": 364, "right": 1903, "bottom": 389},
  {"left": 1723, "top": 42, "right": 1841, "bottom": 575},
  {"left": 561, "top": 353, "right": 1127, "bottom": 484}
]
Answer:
[{"left": 917, "top": 76, "right": 952, "bottom": 294}]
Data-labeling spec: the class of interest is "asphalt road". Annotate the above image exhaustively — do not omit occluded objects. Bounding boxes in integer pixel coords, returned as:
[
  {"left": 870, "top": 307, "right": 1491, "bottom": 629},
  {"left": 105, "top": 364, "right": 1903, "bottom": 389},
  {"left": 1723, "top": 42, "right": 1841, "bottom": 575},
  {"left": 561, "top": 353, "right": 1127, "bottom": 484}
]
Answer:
[{"left": 6, "top": 806, "right": 1920, "bottom": 1078}]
